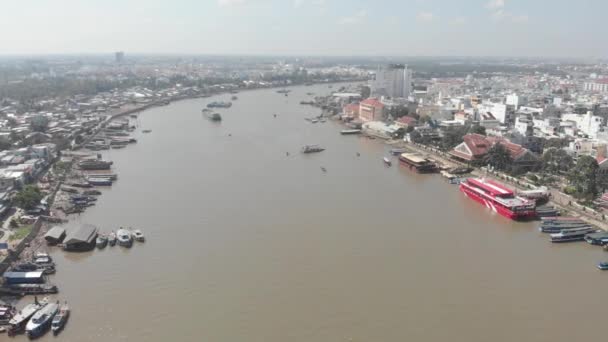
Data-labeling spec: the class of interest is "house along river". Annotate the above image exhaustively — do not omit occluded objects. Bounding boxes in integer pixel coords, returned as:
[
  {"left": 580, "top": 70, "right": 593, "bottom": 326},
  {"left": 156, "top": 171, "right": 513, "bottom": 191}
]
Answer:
[{"left": 12, "top": 83, "right": 608, "bottom": 342}]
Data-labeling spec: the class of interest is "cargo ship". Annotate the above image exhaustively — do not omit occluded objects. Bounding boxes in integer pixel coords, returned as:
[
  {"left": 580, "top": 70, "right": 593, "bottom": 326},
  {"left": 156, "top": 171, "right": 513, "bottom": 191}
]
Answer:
[
  {"left": 459, "top": 178, "right": 536, "bottom": 220},
  {"left": 398, "top": 153, "right": 438, "bottom": 173}
]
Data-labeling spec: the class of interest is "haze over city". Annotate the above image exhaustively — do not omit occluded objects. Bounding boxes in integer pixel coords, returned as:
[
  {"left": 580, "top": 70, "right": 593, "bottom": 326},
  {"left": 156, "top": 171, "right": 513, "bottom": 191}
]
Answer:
[{"left": 1, "top": 0, "right": 606, "bottom": 58}]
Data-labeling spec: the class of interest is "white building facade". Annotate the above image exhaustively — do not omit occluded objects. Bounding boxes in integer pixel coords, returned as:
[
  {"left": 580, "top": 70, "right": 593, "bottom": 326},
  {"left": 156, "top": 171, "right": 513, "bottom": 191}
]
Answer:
[{"left": 371, "top": 64, "right": 412, "bottom": 99}]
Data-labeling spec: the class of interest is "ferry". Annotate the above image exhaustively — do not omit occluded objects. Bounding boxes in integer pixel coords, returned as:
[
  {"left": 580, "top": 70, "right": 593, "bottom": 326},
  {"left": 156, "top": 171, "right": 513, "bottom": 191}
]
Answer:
[
  {"left": 8, "top": 298, "right": 45, "bottom": 336},
  {"left": 540, "top": 223, "right": 591, "bottom": 233},
  {"left": 459, "top": 178, "right": 536, "bottom": 220},
  {"left": 26, "top": 301, "right": 59, "bottom": 338},
  {"left": 550, "top": 227, "right": 596, "bottom": 243},
  {"left": 398, "top": 153, "right": 438, "bottom": 173}
]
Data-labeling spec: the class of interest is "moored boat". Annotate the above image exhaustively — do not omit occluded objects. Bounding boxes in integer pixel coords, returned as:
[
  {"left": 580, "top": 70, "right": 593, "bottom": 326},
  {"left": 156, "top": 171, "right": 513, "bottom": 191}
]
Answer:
[
  {"left": 51, "top": 302, "right": 69, "bottom": 335},
  {"left": 550, "top": 227, "right": 597, "bottom": 243},
  {"left": 133, "top": 229, "right": 145, "bottom": 242},
  {"left": 26, "top": 301, "right": 59, "bottom": 338},
  {"left": 96, "top": 235, "right": 108, "bottom": 249},
  {"left": 459, "top": 178, "right": 536, "bottom": 220},
  {"left": 390, "top": 148, "right": 408, "bottom": 155},
  {"left": 108, "top": 232, "right": 117, "bottom": 246},
  {"left": 117, "top": 228, "right": 133, "bottom": 248},
  {"left": 142, "top": 129, "right": 152, "bottom": 133},
  {"left": 8, "top": 298, "right": 45, "bottom": 336},
  {"left": 340, "top": 129, "right": 361, "bottom": 135}
]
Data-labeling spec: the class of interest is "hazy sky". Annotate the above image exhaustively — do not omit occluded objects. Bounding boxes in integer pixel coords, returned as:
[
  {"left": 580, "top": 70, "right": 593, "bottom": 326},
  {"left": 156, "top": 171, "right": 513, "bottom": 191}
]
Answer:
[{"left": 1, "top": 0, "right": 605, "bottom": 57}]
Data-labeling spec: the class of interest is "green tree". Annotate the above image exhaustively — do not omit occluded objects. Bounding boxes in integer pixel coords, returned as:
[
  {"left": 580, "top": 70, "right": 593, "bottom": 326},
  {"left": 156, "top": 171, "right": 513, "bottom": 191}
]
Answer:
[
  {"left": 440, "top": 125, "right": 468, "bottom": 150},
  {"left": 389, "top": 105, "right": 409, "bottom": 119},
  {"left": 597, "top": 171, "right": 608, "bottom": 194},
  {"left": 468, "top": 125, "right": 486, "bottom": 136},
  {"left": 14, "top": 185, "right": 44, "bottom": 210},
  {"left": 567, "top": 155, "right": 598, "bottom": 199},
  {"left": 484, "top": 144, "right": 513, "bottom": 172},
  {"left": 542, "top": 148, "right": 573, "bottom": 174}
]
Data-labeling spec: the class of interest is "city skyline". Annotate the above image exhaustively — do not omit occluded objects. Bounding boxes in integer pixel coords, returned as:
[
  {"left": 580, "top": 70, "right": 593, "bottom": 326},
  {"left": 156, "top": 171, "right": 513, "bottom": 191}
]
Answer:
[{"left": 1, "top": 0, "right": 606, "bottom": 58}]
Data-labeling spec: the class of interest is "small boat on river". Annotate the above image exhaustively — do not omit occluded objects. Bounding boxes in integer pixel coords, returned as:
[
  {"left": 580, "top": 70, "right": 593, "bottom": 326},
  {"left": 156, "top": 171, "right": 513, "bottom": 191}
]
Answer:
[
  {"left": 51, "top": 302, "right": 69, "bottom": 335},
  {"left": 383, "top": 157, "right": 392, "bottom": 166},
  {"left": 133, "top": 229, "right": 145, "bottom": 242},
  {"left": 117, "top": 228, "right": 133, "bottom": 248},
  {"left": 301, "top": 145, "right": 325, "bottom": 154}
]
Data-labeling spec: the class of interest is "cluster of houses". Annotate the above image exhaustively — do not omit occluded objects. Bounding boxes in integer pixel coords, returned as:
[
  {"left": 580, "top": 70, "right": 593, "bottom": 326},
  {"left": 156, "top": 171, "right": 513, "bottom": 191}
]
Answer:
[{"left": 333, "top": 68, "right": 608, "bottom": 175}]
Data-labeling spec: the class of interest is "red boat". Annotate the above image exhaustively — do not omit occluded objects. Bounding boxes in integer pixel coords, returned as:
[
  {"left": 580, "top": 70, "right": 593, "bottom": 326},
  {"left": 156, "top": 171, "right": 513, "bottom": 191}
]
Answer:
[{"left": 459, "top": 178, "right": 536, "bottom": 220}]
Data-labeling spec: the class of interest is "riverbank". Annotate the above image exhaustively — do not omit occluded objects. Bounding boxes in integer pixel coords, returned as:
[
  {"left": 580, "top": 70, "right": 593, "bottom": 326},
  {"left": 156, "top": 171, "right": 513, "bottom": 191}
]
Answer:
[{"left": 381, "top": 136, "right": 608, "bottom": 230}]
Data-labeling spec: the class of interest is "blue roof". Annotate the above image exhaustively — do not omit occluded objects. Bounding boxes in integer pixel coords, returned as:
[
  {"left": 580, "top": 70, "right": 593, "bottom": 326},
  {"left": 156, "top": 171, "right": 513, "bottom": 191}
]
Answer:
[{"left": 3, "top": 271, "right": 44, "bottom": 279}]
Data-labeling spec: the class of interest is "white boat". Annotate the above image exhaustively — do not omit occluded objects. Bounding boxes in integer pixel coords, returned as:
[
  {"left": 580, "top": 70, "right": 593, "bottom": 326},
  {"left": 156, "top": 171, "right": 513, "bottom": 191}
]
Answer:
[
  {"left": 383, "top": 157, "right": 392, "bottom": 166},
  {"left": 51, "top": 302, "right": 69, "bottom": 335},
  {"left": 8, "top": 299, "right": 45, "bottom": 334},
  {"left": 26, "top": 301, "right": 58, "bottom": 338},
  {"left": 108, "top": 232, "right": 117, "bottom": 246},
  {"left": 33, "top": 252, "right": 52, "bottom": 264},
  {"left": 133, "top": 229, "right": 145, "bottom": 242},
  {"left": 117, "top": 228, "right": 133, "bottom": 247}
]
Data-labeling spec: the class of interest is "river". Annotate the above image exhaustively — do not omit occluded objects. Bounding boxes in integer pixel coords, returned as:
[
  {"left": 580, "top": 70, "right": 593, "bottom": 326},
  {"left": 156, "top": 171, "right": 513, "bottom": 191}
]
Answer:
[{"left": 12, "top": 83, "right": 608, "bottom": 342}]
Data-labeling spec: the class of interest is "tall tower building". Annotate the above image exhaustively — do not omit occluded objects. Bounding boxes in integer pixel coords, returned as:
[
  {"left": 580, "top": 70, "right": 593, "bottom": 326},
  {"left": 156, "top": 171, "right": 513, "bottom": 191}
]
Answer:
[
  {"left": 115, "top": 51, "right": 125, "bottom": 63},
  {"left": 371, "top": 64, "right": 412, "bottom": 99}
]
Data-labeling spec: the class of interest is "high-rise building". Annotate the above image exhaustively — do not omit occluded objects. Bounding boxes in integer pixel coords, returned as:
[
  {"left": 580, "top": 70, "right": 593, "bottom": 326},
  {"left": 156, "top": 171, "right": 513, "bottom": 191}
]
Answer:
[
  {"left": 371, "top": 64, "right": 412, "bottom": 99},
  {"left": 115, "top": 51, "right": 125, "bottom": 63}
]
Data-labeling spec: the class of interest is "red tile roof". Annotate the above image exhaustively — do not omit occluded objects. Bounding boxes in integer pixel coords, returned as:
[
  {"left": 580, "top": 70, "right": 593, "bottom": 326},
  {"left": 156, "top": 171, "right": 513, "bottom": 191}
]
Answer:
[
  {"left": 360, "top": 98, "right": 384, "bottom": 109},
  {"left": 450, "top": 134, "right": 533, "bottom": 161}
]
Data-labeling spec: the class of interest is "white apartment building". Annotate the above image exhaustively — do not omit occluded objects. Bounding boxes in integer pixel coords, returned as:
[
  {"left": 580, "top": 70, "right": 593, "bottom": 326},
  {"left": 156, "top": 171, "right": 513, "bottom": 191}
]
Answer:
[
  {"left": 371, "top": 64, "right": 412, "bottom": 99},
  {"left": 561, "top": 112, "right": 604, "bottom": 138}
]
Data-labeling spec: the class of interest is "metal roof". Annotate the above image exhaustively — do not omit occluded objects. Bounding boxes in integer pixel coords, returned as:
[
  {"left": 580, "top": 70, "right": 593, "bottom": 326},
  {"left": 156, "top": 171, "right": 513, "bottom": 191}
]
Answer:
[
  {"left": 3, "top": 271, "right": 44, "bottom": 279},
  {"left": 64, "top": 224, "right": 98, "bottom": 244},
  {"left": 44, "top": 226, "right": 66, "bottom": 240}
]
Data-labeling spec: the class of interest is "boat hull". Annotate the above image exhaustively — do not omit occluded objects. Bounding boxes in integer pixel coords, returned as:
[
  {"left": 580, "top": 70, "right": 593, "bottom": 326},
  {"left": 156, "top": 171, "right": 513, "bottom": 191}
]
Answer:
[{"left": 459, "top": 183, "right": 536, "bottom": 220}]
